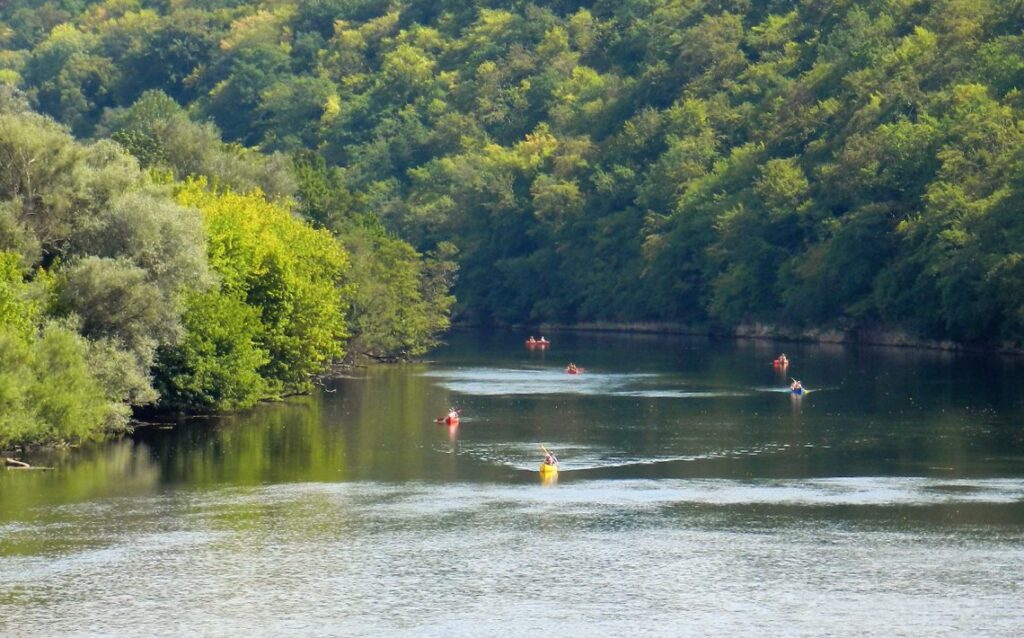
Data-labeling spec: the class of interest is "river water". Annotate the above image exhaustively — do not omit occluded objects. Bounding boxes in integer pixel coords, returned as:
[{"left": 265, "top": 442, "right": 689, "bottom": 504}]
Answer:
[{"left": 2, "top": 330, "right": 1023, "bottom": 636}]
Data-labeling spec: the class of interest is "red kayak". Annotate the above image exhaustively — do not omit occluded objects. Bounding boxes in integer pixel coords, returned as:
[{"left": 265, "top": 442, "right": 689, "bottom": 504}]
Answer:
[
  {"left": 525, "top": 339, "right": 550, "bottom": 348},
  {"left": 437, "top": 409, "right": 461, "bottom": 426},
  {"left": 565, "top": 367, "right": 585, "bottom": 374}
]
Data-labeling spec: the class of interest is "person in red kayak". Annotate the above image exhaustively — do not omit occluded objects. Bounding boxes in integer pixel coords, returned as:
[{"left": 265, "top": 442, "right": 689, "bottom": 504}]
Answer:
[{"left": 567, "top": 362, "right": 578, "bottom": 373}]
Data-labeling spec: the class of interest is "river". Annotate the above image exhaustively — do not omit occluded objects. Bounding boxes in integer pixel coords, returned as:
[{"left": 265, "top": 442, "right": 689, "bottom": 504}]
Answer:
[{"left": 2, "top": 330, "right": 1023, "bottom": 636}]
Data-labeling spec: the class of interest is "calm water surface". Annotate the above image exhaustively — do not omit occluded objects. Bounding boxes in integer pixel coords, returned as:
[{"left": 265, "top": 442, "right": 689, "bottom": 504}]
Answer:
[{"left": 2, "top": 331, "right": 1024, "bottom": 636}]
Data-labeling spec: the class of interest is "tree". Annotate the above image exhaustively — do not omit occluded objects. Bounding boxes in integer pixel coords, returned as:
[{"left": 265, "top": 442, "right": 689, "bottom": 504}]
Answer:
[
  {"left": 53, "top": 256, "right": 173, "bottom": 377},
  {"left": 24, "top": 24, "right": 118, "bottom": 135},
  {"left": 175, "top": 181, "right": 351, "bottom": 395},
  {"left": 155, "top": 289, "right": 269, "bottom": 410},
  {"left": 344, "top": 226, "right": 455, "bottom": 359},
  {"left": 102, "top": 90, "right": 298, "bottom": 199},
  {"left": 0, "top": 321, "right": 119, "bottom": 448}
]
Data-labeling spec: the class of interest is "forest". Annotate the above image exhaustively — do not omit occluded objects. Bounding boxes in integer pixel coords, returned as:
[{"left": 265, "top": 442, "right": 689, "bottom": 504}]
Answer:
[{"left": 1, "top": 0, "right": 1024, "bottom": 445}]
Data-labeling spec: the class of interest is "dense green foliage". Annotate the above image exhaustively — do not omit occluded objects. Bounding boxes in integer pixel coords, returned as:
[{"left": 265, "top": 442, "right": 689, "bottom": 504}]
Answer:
[
  {"left": 0, "top": 251, "right": 120, "bottom": 447},
  {"left": 3, "top": 0, "right": 1021, "bottom": 341},
  {"left": 0, "top": 98, "right": 195, "bottom": 446},
  {"left": 163, "top": 181, "right": 350, "bottom": 405},
  {"left": 0, "top": 322, "right": 119, "bottom": 449},
  {"left": 3, "top": 0, "right": 1024, "bottom": 443},
  {"left": 292, "top": 152, "right": 457, "bottom": 359},
  {"left": 0, "top": 84, "right": 452, "bottom": 446}
]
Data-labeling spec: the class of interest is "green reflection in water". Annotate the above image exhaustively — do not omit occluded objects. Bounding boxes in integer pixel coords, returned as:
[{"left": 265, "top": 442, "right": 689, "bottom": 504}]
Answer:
[
  {"left": 1, "top": 441, "right": 160, "bottom": 515},
  {"left": 2, "top": 330, "right": 1024, "bottom": 527}
]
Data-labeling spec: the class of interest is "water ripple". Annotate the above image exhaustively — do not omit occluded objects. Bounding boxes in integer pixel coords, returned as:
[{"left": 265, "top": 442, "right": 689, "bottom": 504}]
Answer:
[
  {"left": 420, "top": 367, "right": 740, "bottom": 398},
  {"left": 3, "top": 480, "right": 1023, "bottom": 637}
]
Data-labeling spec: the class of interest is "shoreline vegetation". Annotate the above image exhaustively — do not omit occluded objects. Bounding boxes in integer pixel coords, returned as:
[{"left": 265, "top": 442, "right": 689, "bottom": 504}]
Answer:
[
  {"left": 0, "top": 93, "right": 456, "bottom": 451},
  {"left": 507, "top": 322, "right": 1024, "bottom": 355}
]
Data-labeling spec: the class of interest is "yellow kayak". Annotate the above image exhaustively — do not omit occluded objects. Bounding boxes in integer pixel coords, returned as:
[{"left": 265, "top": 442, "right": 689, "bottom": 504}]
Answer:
[{"left": 539, "top": 463, "right": 559, "bottom": 475}]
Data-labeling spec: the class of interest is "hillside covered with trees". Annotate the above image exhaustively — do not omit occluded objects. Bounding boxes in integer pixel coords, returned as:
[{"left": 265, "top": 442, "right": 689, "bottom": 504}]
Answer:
[{"left": 2, "top": 0, "right": 1024, "bottom": 444}]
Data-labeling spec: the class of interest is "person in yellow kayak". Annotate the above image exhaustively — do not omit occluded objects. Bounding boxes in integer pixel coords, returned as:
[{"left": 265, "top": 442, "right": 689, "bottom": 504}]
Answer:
[{"left": 544, "top": 450, "right": 558, "bottom": 466}]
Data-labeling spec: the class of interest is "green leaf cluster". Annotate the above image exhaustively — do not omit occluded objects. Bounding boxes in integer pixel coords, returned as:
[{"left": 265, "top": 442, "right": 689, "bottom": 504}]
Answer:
[
  {"left": 0, "top": 251, "right": 118, "bottom": 447},
  {"left": 292, "top": 152, "right": 458, "bottom": 359},
  {"left": 161, "top": 180, "right": 351, "bottom": 405},
  {"left": 0, "top": 322, "right": 117, "bottom": 449}
]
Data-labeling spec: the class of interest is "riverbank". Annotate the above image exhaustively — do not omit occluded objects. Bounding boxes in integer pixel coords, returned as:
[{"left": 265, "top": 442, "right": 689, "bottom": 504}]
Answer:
[{"left": 479, "top": 321, "right": 1024, "bottom": 355}]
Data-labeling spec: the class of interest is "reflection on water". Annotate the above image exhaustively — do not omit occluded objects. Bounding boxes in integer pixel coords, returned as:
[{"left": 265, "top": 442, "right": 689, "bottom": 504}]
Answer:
[{"left": 2, "top": 330, "right": 1024, "bottom": 636}]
